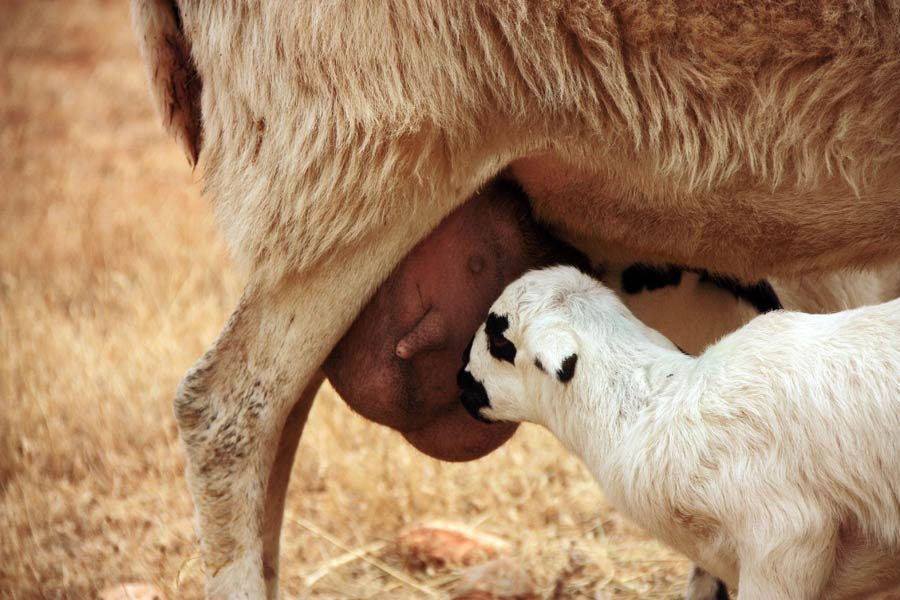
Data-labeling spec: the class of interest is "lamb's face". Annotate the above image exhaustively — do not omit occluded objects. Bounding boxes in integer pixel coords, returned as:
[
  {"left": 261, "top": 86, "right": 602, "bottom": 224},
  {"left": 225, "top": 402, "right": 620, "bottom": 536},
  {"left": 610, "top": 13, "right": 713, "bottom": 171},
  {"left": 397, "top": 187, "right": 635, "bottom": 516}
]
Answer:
[{"left": 458, "top": 267, "right": 585, "bottom": 424}]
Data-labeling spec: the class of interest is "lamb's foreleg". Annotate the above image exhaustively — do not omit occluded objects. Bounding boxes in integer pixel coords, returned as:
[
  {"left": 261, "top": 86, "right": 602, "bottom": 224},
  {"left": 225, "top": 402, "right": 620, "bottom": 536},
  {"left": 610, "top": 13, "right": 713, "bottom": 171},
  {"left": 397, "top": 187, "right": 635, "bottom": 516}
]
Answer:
[{"left": 736, "top": 524, "right": 836, "bottom": 600}]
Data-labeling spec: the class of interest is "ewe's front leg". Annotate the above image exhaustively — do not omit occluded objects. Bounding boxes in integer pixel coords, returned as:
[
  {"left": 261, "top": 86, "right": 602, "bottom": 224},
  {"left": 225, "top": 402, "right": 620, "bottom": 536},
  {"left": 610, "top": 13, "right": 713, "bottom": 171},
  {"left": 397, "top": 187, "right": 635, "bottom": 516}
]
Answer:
[
  {"left": 175, "top": 281, "right": 321, "bottom": 600},
  {"left": 175, "top": 217, "right": 454, "bottom": 600}
]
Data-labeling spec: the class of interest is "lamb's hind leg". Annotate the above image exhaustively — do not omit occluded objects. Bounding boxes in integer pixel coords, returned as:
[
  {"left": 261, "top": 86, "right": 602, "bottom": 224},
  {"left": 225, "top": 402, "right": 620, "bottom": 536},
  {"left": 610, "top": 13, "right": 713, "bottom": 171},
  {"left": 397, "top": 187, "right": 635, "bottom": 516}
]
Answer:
[{"left": 175, "top": 204, "right": 462, "bottom": 600}]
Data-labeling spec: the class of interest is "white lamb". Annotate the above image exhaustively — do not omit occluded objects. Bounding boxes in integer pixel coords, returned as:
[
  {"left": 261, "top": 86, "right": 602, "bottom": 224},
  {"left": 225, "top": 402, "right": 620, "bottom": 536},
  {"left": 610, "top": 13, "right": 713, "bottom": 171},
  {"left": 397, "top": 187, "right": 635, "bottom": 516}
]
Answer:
[{"left": 459, "top": 265, "right": 900, "bottom": 599}]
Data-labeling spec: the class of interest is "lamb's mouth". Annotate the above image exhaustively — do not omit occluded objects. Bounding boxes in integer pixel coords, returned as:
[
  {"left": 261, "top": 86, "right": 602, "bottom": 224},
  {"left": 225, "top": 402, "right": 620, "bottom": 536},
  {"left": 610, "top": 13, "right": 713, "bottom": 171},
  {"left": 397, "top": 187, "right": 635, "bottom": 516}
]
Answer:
[{"left": 457, "top": 366, "right": 494, "bottom": 423}]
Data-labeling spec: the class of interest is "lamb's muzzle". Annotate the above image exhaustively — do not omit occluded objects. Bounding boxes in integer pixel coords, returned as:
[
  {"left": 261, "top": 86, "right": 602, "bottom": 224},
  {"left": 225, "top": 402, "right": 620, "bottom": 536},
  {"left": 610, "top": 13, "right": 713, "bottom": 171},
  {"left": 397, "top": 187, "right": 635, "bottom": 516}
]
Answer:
[
  {"left": 457, "top": 365, "right": 493, "bottom": 423},
  {"left": 458, "top": 334, "right": 495, "bottom": 423}
]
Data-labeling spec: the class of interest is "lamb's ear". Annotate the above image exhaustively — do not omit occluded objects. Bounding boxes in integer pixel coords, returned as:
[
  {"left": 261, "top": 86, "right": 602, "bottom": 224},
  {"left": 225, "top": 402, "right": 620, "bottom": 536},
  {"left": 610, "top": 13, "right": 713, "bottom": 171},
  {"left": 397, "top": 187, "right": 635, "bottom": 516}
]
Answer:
[
  {"left": 131, "top": 0, "right": 203, "bottom": 166},
  {"left": 528, "top": 326, "right": 579, "bottom": 384}
]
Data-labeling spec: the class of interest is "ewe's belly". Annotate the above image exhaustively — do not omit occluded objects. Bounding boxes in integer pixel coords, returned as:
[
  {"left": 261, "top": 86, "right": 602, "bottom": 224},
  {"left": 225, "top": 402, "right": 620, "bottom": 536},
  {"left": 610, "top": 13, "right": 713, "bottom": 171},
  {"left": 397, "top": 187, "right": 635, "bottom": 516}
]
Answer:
[{"left": 510, "top": 153, "right": 900, "bottom": 280}]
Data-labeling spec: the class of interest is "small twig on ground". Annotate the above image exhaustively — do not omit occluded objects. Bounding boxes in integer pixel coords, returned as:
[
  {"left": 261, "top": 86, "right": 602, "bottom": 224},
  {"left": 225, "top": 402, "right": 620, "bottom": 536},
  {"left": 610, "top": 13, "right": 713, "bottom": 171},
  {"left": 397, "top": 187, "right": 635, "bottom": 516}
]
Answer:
[
  {"left": 174, "top": 553, "right": 203, "bottom": 590},
  {"left": 293, "top": 517, "right": 439, "bottom": 597},
  {"left": 302, "top": 540, "right": 386, "bottom": 586}
]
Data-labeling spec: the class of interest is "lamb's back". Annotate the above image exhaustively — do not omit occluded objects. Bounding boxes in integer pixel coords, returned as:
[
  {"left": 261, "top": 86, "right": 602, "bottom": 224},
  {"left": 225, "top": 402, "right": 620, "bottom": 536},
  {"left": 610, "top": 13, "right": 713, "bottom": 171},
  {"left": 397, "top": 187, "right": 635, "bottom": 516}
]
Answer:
[{"left": 696, "top": 297, "right": 900, "bottom": 543}]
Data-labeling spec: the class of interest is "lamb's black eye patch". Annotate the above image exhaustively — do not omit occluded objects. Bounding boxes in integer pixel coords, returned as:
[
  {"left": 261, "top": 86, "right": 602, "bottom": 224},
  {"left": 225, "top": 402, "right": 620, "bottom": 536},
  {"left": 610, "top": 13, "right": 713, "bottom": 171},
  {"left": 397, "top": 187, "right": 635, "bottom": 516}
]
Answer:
[
  {"left": 485, "top": 313, "right": 509, "bottom": 337},
  {"left": 485, "top": 312, "right": 516, "bottom": 364},
  {"left": 621, "top": 263, "right": 683, "bottom": 294}
]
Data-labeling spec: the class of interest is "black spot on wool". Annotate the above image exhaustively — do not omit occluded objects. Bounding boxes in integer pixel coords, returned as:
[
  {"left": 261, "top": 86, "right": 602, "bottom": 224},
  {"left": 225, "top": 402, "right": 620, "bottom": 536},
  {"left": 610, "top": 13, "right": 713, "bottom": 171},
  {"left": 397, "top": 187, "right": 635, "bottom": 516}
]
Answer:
[
  {"left": 557, "top": 353, "right": 578, "bottom": 382},
  {"left": 620, "top": 262, "right": 782, "bottom": 315},
  {"left": 697, "top": 271, "right": 782, "bottom": 314},
  {"left": 621, "top": 263, "right": 683, "bottom": 294}
]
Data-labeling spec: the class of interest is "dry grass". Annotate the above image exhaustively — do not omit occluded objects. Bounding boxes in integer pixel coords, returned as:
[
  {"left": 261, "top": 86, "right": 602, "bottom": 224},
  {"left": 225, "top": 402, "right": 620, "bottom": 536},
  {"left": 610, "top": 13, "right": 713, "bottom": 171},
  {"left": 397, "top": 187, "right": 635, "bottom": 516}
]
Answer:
[{"left": 0, "top": 2, "right": 691, "bottom": 598}]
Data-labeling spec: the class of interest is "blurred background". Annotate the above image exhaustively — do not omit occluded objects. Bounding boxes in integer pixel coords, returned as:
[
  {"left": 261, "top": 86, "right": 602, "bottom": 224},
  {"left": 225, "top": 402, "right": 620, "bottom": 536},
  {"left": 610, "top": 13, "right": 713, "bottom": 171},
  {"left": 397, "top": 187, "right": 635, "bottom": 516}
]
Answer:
[{"left": 0, "top": 2, "right": 690, "bottom": 597}]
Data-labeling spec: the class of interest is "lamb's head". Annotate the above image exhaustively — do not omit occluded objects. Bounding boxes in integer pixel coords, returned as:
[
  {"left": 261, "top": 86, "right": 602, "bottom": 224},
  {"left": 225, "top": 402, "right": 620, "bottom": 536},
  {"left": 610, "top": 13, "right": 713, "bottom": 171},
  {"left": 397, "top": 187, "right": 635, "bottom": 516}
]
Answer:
[{"left": 458, "top": 266, "right": 599, "bottom": 425}]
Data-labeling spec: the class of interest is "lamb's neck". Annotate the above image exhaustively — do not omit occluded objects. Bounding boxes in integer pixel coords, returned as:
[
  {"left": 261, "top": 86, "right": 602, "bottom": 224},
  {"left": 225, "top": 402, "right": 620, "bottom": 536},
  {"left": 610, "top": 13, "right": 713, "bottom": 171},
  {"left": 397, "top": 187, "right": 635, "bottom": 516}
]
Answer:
[{"left": 543, "top": 329, "right": 695, "bottom": 479}]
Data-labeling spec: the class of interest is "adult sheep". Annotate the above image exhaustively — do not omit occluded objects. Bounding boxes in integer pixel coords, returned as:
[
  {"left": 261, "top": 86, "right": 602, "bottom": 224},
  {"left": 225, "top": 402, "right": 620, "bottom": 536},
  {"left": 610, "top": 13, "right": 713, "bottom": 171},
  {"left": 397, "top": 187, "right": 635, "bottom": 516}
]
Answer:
[{"left": 131, "top": 1, "right": 900, "bottom": 598}]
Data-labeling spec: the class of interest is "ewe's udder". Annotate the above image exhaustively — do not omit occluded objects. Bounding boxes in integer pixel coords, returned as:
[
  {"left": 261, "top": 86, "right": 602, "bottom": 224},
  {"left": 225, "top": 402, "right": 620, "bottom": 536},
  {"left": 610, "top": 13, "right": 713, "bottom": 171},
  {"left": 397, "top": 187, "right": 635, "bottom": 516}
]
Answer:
[{"left": 324, "top": 181, "right": 563, "bottom": 461}]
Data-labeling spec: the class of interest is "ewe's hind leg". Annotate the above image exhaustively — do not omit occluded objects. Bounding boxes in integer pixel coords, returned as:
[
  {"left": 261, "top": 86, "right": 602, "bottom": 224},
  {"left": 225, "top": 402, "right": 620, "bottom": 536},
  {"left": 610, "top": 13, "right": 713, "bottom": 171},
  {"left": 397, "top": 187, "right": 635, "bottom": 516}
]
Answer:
[
  {"left": 261, "top": 373, "right": 323, "bottom": 599},
  {"left": 175, "top": 206, "right": 459, "bottom": 600}
]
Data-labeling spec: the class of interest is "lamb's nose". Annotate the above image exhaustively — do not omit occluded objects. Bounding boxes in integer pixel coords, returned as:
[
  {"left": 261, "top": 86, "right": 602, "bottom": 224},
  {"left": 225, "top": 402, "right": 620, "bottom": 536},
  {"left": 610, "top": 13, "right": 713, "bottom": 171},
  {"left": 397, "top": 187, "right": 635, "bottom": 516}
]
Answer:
[
  {"left": 461, "top": 336, "right": 474, "bottom": 364},
  {"left": 458, "top": 368, "right": 492, "bottom": 423},
  {"left": 456, "top": 365, "right": 472, "bottom": 388},
  {"left": 457, "top": 334, "right": 475, "bottom": 388}
]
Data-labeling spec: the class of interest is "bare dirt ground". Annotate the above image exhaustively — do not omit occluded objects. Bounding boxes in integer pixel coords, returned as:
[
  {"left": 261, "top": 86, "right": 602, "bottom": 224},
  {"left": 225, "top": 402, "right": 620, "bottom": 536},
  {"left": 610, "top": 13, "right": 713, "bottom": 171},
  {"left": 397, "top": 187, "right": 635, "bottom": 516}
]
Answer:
[{"left": 1, "top": 2, "right": 691, "bottom": 598}]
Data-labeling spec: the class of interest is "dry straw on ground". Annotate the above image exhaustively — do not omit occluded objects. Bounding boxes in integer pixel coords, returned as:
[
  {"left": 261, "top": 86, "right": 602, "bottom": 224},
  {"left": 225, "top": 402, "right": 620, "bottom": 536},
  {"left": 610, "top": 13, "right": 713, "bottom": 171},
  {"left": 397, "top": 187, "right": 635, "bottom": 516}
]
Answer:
[{"left": 1, "top": 2, "right": 691, "bottom": 598}]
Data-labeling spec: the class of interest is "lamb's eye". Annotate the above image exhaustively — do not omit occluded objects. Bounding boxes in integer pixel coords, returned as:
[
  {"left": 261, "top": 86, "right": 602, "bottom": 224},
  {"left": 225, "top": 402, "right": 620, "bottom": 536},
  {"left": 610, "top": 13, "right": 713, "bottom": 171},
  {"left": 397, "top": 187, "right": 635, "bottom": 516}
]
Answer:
[{"left": 487, "top": 332, "right": 516, "bottom": 364}]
